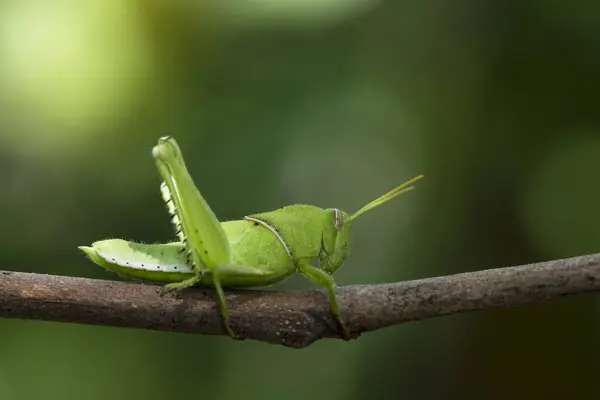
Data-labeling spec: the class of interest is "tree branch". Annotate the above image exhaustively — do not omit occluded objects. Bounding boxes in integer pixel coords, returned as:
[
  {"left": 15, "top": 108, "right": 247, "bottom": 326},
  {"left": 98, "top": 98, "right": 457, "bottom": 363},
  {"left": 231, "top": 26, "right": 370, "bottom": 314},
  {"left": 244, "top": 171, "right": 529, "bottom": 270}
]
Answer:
[{"left": 0, "top": 253, "right": 599, "bottom": 348}]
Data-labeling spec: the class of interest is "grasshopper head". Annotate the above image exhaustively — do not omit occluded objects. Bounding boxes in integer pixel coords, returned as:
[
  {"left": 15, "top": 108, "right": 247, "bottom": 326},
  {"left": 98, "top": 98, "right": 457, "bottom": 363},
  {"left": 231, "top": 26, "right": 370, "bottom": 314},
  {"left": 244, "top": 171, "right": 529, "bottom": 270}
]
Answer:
[
  {"left": 319, "top": 208, "right": 351, "bottom": 274},
  {"left": 319, "top": 174, "right": 424, "bottom": 274}
]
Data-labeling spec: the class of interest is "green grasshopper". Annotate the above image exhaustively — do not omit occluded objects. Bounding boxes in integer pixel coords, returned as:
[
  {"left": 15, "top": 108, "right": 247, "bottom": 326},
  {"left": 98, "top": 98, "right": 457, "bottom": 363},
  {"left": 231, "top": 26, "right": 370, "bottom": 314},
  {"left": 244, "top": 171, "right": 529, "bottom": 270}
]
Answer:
[{"left": 79, "top": 136, "right": 423, "bottom": 340}]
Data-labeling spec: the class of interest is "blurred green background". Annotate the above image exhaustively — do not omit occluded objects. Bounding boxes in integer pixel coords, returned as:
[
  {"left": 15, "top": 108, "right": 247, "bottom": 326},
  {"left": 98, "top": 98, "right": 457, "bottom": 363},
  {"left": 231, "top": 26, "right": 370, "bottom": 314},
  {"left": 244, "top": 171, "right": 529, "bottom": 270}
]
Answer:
[{"left": 1, "top": 1, "right": 599, "bottom": 399}]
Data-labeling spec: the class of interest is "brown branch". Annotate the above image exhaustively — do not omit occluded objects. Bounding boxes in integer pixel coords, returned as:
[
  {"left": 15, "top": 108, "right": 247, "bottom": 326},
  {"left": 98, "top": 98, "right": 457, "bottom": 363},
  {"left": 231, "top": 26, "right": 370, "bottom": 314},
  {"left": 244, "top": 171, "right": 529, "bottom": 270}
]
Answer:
[{"left": 0, "top": 253, "right": 599, "bottom": 348}]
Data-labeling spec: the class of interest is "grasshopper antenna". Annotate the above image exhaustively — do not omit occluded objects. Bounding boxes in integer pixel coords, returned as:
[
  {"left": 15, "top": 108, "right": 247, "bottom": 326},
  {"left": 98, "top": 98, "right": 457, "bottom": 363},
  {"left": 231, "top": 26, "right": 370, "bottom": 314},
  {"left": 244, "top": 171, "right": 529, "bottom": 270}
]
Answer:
[{"left": 346, "top": 174, "right": 424, "bottom": 223}]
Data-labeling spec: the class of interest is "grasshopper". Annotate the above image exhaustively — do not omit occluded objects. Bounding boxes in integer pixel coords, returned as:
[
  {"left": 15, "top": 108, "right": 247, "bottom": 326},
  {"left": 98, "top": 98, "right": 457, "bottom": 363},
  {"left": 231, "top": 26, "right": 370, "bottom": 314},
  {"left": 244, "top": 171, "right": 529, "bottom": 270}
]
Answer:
[{"left": 79, "top": 136, "right": 423, "bottom": 340}]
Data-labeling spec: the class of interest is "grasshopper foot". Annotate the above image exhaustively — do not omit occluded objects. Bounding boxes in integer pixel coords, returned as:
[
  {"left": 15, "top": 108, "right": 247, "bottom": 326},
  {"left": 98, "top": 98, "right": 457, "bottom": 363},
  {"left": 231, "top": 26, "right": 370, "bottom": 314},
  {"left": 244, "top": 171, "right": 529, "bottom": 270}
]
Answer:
[
  {"left": 223, "top": 321, "right": 238, "bottom": 340},
  {"left": 157, "top": 280, "right": 192, "bottom": 297},
  {"left": 164, "top": 277, "right": 198, "bottom": 291},
  {"left": 337, "top": 318, "right": 351, "bottom": 341},
  {"left": 158, "top": 284, "right": 180, "bottom": 298},
  {"left": 215, "top": 291, "right": 239, "bottom": 340},
  {"left": 163, "top": 276, "right": 240, "bottom": 340}
]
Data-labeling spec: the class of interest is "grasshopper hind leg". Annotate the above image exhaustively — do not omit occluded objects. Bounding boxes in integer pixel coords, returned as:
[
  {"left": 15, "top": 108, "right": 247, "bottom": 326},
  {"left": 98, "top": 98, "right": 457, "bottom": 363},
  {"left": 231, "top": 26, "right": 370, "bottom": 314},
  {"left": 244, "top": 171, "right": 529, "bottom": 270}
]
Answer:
[
  {"left": 160, "top": 261, "right": 238, "bottom": 339},
  {"left": 153, "top": 136, "right": 238, "bottom": 339}
]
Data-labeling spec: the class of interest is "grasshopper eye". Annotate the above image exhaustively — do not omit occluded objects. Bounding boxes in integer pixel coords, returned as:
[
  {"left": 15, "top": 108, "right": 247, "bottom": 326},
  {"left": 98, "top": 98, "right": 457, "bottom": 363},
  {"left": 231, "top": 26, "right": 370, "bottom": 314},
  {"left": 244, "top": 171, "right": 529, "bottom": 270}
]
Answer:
[{"left": 332, "top": 208, "right": 344, "bottom": 231}]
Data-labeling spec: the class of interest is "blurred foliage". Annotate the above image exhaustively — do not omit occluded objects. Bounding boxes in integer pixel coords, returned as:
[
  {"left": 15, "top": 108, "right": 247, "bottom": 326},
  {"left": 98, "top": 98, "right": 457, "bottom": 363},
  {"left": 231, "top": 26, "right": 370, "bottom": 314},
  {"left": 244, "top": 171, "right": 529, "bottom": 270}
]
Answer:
[{"left": 0, "top": 1, "right": 599, "bottom": 399}]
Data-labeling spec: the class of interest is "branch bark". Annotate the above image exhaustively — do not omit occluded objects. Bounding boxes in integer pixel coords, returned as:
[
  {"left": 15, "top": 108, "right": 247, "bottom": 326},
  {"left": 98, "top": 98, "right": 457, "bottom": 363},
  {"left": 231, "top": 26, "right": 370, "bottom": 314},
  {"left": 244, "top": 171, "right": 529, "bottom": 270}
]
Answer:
[{"left": 0, "top": 253, "right": 599, "bottom": 348}]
